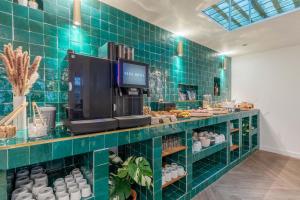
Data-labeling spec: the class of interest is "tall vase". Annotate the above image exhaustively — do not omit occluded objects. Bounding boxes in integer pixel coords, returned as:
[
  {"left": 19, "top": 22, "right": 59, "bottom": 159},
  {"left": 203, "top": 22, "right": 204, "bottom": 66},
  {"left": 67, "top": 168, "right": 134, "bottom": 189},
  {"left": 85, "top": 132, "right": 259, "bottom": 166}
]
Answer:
[{"left": 13, "top": 96, "right": 27, "bottom": 138}]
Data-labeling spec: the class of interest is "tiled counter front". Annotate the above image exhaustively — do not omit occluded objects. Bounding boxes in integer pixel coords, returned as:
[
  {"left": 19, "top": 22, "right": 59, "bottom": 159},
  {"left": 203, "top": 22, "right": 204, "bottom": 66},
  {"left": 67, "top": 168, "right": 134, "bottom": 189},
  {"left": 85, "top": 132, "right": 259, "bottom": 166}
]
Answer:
[{"left": 0, "top": 110, "right": 260, "bottom": 200}]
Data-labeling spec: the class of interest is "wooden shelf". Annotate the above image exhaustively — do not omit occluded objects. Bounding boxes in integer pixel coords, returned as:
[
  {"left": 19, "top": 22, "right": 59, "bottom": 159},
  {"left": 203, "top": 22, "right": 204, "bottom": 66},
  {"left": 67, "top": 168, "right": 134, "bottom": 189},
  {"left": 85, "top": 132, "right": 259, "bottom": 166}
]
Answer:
[
  {"left": 230, "top": 128, "right": 239, "bottom": 133},
  {"left": 230, "top": 144, "right": 239, "bottom": 151},
  {"left": 162, "top": 146, "right": 187, "bottom": 157},
  {"left": 162, "top": 174, "right": 186, "bottom": 189}
]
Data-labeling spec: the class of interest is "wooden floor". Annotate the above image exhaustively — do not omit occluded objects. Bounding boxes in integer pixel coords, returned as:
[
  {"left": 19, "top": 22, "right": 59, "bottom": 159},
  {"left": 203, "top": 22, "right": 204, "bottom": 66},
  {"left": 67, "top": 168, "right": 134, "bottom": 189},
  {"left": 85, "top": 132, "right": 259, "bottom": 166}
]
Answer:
[{"left": 194, "top": 150, "right": 300, "bottom": 200}]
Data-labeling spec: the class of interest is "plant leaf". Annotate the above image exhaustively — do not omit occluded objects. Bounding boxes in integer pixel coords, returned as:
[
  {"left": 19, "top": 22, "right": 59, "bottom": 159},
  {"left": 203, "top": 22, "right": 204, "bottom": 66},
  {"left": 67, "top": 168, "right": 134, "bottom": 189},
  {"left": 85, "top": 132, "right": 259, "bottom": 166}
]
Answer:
[
  {"left": 127, "top": 157, "right": 153, "bottom": 188},
  {"left": 109, "top": 175, "right": 131, "bottom": 200},
  {"left": 117, "top": 167, "right": 128, "bottom": 178}
]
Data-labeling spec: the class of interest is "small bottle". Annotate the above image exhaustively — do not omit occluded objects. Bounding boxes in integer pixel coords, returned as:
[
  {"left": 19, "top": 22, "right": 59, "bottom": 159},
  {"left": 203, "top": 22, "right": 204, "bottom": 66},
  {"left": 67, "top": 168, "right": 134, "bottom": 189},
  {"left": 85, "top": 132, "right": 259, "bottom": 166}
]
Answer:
[{"left": 214, "top": 83, "right": 219, "bottom": 96}]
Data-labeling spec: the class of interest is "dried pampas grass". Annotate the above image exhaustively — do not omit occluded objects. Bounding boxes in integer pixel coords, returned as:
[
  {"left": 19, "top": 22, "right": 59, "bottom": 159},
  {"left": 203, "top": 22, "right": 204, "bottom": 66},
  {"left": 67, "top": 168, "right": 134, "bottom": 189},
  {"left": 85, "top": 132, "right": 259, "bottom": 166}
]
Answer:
[{"left": 0, "top": 43, "right": 42, "bottom": 96}]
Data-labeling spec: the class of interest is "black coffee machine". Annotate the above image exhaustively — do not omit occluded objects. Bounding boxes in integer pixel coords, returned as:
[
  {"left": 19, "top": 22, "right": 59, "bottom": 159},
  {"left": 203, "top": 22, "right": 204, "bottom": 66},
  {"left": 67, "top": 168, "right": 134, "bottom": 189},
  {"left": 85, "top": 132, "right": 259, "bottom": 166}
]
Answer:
[
  {"left": 65, "top": 47, "right": 151, "bottom": 134},
  {"left": 113, "top": 59, "right": 151, "bottom": 128},
  {"left": 65, "top": 51, "right": 118, "bottom": 134}
]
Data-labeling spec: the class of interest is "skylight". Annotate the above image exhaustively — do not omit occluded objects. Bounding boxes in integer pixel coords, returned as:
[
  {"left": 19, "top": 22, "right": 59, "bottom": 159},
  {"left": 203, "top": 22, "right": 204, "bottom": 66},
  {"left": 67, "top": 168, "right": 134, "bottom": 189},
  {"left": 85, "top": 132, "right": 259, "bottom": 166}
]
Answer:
[{"left": 203, "top": 0, "right": 300, "bottom": 31}]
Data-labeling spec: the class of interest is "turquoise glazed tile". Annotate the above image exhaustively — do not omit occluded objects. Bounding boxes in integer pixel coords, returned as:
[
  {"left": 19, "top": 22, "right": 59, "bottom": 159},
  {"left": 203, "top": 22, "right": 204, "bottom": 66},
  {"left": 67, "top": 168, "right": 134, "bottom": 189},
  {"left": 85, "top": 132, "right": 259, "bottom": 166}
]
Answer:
[
  {"left": 44, "top": 24, "right": 57, "bottom": 36},
  {"left": 14, "top": 28, "right": 29, "bottom": 42},
  {"left": 130, "top": 129, "right": 146, "bottom": 143},
  {"left": 0, "top": 24, "right": 12, "bottom": 39},
  {"left": 0, "top": 1, "right": 12, "bottom": 14},
  {"left": 13, "top": 16, "right": 29, "bottom": 30},
  {"left": 29, "top": 8, "right": 44, "bottom": 21},
  {"left": 94, "top": 177, "right": 109, "bottom": 199},
  {"left": 94, "top": 149, "right": 108, "bottom": 166},
  {"left": 118, "top": 131, "right": 130, "bottom": 145},
  {"left": 44, "top": 35, "right": 57, "bottom": 47},
  {"left": 90, "top": 135, "right": 105, "bottom": 151},
  {"left": 104, "top": 133, "right": 118, "bottom": 148},
  {"left": 29, "top": 32, "right": 44, "bottom": 45},
  {"left": 0, "top": 12, "right": 12, "bottom": 26},
  {"left": 29, "top": 20, "right": 44, "bottom": 33},
  {"left": 44, "top": 12, "right": 57, "bottom": 26},
  {"left": 0, "top": 150, "right": 7, "bottom": 169},
  {"left": 94, "top": 163, "right": 109, "bottom": 181},
  {"left": 13, "top": 4, "right": 28, "bottom": 18},
  {"left": 73, "top": 137, "right": 90, "bottom": 155},
  {"left": 52, "top": 140, "right": 73, "bottom": 160},
  {"left": 0, "top": 0, "right": 232, "bottom": 123},
  {"left": 8, "top": 147, "right": 29, "bottom": 168},
  {"left": 93, "top": 163, "right": 109, "bottom": 199},
  {"left": 30, "top": 143, "right": 52, "bottom": 164}
]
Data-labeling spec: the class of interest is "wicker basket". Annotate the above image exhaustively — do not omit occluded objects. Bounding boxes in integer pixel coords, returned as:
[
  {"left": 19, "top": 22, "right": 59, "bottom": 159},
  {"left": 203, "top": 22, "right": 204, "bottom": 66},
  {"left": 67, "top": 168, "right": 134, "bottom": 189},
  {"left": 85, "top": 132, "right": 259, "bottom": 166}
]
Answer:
[
  {"left": 0, "top": 102, "right": 27, "bottom": 139},
  {"left": 0, "top": 125, "right": 16, "bottom": 139}
]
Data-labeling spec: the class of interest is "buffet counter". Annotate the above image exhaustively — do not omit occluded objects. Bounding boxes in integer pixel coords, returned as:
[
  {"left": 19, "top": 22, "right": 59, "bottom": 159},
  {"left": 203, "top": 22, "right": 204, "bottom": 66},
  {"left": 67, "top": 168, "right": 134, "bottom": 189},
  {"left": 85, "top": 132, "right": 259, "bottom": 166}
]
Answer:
[{"left": 0, "top": 109, "right": 260, "bottom": 200}]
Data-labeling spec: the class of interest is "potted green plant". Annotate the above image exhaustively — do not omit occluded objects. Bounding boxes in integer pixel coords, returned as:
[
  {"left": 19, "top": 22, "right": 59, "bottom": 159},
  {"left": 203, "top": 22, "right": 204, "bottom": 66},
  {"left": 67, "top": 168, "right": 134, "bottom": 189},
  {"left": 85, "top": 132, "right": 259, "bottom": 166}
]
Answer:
[{"left": 109, "top": 152, "right": 153, "bottom": 200}]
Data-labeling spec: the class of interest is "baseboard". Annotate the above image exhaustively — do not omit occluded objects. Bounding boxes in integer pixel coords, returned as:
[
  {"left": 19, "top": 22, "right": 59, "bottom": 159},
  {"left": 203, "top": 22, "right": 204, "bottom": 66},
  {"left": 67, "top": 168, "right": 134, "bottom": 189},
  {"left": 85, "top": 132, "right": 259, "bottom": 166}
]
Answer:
[{"left": 260, "top": 146, "right": 300, "bottom": 159}]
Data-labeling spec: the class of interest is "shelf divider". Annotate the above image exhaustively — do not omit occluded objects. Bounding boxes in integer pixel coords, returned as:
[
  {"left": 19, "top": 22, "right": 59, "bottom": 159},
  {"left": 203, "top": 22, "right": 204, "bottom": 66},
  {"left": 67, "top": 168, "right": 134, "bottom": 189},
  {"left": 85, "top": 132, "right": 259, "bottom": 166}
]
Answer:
[{"left": 192, "top": 142, "right": 227, "bottom": 163}]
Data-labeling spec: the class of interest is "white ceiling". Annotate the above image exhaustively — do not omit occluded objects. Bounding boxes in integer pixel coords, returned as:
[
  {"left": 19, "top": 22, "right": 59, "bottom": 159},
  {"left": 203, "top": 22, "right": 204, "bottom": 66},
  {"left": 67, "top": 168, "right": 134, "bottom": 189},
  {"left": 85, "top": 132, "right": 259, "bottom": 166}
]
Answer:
[{"left": 100, "top": 0, "right": 300, "bottom": 57}]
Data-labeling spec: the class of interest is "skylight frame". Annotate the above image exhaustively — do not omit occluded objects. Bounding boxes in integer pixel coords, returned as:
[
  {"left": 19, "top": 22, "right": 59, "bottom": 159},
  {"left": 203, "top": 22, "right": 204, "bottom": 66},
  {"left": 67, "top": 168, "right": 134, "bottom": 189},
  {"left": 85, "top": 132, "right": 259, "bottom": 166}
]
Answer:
[{"left": 202, "top": 0, "right": 300, "bottom": 31}]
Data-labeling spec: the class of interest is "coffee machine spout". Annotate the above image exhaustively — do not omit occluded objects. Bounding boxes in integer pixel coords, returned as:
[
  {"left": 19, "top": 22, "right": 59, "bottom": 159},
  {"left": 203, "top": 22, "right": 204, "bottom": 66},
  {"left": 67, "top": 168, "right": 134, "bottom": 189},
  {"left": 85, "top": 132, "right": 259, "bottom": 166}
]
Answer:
[{"left": 143, "top": 89, "right": 150, "bottom": 97}]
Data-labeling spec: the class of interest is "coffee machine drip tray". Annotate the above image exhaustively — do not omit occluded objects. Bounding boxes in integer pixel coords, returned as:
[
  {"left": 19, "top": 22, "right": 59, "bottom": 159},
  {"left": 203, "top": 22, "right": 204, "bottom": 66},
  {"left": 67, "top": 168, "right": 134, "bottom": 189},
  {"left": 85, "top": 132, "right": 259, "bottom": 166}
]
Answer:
[
  {"left": 65, "top": 118, "right": 118, "bottom": 135},
  {"left": 114, "top": 115, "right": 151, "bottom": 129}
]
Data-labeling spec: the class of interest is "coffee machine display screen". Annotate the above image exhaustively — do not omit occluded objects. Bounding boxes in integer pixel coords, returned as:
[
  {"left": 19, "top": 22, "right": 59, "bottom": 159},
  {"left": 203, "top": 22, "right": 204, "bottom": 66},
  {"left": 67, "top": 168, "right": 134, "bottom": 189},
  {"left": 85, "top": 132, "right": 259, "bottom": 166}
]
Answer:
[{"left": 123, "top": 63, "right": 146, "bottom": 86}]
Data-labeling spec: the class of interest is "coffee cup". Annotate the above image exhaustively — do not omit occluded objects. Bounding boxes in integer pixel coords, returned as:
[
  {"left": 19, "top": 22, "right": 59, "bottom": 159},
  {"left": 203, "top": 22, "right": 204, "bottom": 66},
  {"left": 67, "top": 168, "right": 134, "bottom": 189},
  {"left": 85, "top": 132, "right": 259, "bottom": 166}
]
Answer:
[
  {"left": 164, "top": 169, "right": 171, "bottom": 182},
  {"left": 37, "top": 187, "right": 53, "bottom": 200},
  {"left": 200, "top": 137, "right": 210, "bottom": 148},
  {"left": 31, "top": 166, "right": 44, "bottom": 174},
  {"left": 30, "top": 171, "right": 44, "bottom": 180},
  {"left": 15, "top": 176, "right": 30, "bottom": 188},
  {"left": 34, "top": 174, "right": 48, "bottom": 185},
  {"left": 66, "top": 179, "right": 75, "bottom": 188},
  {"left": 16, "top": 169, "right": 30, "bottom": 178},
  {"left": 19, "top": 180, "right": 33, "bottom": 191},
  {"left": 55, "top": 182, "right": 66, "bottom": 191},
  {"left": 162, "top": 173, "right": 166, "bottom": 185},
  {"left": 41, "top": 194, "right": 55, "bottom": 200},
  {"left": 177, "top": 166, "right": 185, "bottom": 176},
  {"left": 81, "top": 184, "right": 92, "bottom": 198},
  {"left": 55, "top": 186, "right": 67, "bottom": 197},
  {"left": 32, "top": 182, "right": 47, "bottom": 197},
  {"left": 11, "top": 188, "right": 29, "bottom": 200},
  {"left": 15, "top": 193, "right": 33, "bottom": 200},
  {"left": 65, "top": 174, "right": 73, "bottom": 181},
  {"left": 53, "top": 178, "right": 65, "bottom": 187},
  {"left": 193, "top": 141, "right": 202, "bottom": 152},
  {"left": 170, "top": 167, "right": 178, "bottom": 179},
  {"left": 74, "top": 173, "right": 83, "bottom": 182},
  {"left": 56, "top": 192, "right": 70, "bottom": 200},
  {"left": 67, "top": 182, "right": 78, "bottom": 191},
  {"left": 77, "top": 179, "right": 87, "bottom": 189},
  {"left": 71, "top": 168, "right": 81, "bottom": 176},
  {"left": 69, "top": 188, "right": 81, "bottom": 200}
]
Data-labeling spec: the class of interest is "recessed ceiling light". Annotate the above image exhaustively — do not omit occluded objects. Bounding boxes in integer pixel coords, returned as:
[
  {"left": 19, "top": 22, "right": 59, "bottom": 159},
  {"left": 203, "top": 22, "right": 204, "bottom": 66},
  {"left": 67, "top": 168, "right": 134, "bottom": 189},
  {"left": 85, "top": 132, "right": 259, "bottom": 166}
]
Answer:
[
  {"left": 173, "top": 31, "right": 189, "bottom": 37},
  {"left": 218, "top": 51, "right": 235, "bottom": 56},
  {"left": 242, "top": 44, "right": 248, "bottom": 47}
]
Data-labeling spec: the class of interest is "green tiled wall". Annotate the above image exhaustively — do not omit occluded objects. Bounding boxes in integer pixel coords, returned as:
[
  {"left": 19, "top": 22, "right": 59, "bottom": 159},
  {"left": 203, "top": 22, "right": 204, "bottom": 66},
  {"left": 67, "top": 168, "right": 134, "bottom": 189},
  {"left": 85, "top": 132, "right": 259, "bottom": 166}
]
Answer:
[{"left": 0, "top": 0, "right": 231, "bottom": 121}]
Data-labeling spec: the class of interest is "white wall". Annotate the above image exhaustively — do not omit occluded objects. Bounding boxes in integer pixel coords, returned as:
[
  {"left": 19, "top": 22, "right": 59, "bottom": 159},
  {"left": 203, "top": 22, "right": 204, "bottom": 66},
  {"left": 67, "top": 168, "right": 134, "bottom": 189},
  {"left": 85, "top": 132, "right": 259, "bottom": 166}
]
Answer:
[{"left": 232, "top": 45, "right": 300, "bottom": 159}]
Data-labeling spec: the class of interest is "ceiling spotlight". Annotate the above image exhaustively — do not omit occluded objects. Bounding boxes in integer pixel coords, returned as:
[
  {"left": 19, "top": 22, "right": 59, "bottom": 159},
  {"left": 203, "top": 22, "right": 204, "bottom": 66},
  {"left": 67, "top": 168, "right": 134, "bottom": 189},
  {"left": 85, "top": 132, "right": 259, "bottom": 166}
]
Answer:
[
  {"left": 242, "top": 43, "right": 248, "bottom": 47},
  {"left": 177, "top": 41, "right": 183, "bottom": 57},
  {"left": 73, "top": 0, "right": 81, "bottom": 26}
]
